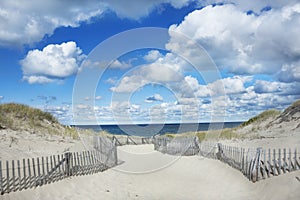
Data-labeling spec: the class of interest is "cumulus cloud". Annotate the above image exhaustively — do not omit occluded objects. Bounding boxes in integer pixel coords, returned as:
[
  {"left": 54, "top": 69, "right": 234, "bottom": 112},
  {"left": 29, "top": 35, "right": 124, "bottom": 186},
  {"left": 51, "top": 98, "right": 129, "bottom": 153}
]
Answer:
[
  {"left": 145, "top": 94, "right": 164, "bottom": 103},
  {"left": 200, "top": 0, "right": 300, "bottom": 13},
  {"left": 21, "top": 41, "right": 85, "bottom": 84},
  {"left": 254, "top": 80, "right": 300, "bottom": 95},
  {"left": 109, "top": 60, "right": 132, "bottom": 69},
  {"left": 278, "top": 62, "right": 300, "bottom": 83},
  {"left": 105, "top": 0, "right": 192, "bottom": 19},
  {"left": 0, "top": 0, "right": 105, "bottom": 47},
  {"left": 0, "top": 0, "right": 193, "bottom": 47},
  {"left": 144, "top": 50, "right": 163, "bottom": 62},
  {"left": 167, "top": 3, "right": 300, "bottom": 77},
  {"left": 111, "top": 62, "right": 183, "bottom": 93},
  {"left": 22, "top": 76, "right": 55, "bottom": 84}
]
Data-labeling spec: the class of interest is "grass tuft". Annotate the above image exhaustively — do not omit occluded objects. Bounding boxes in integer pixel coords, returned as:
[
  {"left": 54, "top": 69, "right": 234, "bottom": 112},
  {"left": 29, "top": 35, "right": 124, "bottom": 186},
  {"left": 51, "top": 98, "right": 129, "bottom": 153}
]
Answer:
[
  {"left": 240, "top": 109, "right": 281, "bottom": 127},
  {"left": 292, "top": 99, "right": 300, "bottom": 107}
]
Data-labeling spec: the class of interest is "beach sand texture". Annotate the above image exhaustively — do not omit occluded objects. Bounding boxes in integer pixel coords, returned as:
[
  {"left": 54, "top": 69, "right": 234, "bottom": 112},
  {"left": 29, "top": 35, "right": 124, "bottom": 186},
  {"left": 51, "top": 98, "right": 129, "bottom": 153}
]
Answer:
[{"left": 1, "top": 144, "right": 300, "bottom": 200}]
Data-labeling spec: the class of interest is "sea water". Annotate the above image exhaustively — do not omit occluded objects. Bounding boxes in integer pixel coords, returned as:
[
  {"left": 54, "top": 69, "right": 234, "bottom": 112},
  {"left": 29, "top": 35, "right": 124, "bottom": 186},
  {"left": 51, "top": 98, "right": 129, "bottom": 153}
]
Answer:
[{"left": 74, "top": 122, "right": 242, "bottom": 137}]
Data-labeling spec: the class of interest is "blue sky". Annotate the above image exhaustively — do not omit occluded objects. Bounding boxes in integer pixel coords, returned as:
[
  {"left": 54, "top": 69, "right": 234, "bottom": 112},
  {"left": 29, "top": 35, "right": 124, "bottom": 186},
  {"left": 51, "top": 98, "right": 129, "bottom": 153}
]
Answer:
[{"left": 0, "top": 0, "right": 299, "bottom": 125}]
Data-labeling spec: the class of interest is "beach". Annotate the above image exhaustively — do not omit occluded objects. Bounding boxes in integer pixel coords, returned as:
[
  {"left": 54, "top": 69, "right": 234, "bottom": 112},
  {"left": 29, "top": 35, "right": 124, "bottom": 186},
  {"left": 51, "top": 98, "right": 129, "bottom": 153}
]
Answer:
[{"left": 2, "top": 144, "right": 300, "bottom": 200}]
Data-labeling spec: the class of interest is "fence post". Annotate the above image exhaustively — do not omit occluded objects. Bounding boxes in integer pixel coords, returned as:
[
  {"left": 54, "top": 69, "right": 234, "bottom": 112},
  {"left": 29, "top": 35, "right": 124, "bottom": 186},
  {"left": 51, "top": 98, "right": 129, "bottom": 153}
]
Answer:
[
  {"left": 216, "top": 143, "right": 223, "bottom": 160},
  {"left": 251, "top": 147, "right": 262, "bottom": 182},
  {"left": 113, "top": 138, "right": 118, "bottom": 166},
  {"left": 64, "top": 152, "right": 71, "bottom": 177}
]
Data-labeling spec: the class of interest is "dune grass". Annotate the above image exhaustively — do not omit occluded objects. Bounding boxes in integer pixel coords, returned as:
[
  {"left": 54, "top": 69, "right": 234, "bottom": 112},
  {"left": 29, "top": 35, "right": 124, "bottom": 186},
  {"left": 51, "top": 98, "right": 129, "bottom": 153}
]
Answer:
[
  {"left": 0, "top": 103, "right": 88, "bottom": 139},
  {"left": 161, "top": 128, "right": 242, "bottom": 142},
  {"left": 239, "top": 109, "right": 281, "bottom": 127},
  {"left": 292, "top": 99, "right": 300, "bottom": 107},
  {"left": 0, "top": 103, "right": 58, "bottom": 128}
]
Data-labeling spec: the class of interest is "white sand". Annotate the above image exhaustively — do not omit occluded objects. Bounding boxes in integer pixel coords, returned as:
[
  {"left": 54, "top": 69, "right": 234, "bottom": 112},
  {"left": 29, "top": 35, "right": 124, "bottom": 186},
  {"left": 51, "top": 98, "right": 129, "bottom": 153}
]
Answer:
[
  {"left": 2, "top": 144, "right": 300, "bottom": 200},
  {"left": 0, "top": 129, "right": 85, "bottom": 161}
]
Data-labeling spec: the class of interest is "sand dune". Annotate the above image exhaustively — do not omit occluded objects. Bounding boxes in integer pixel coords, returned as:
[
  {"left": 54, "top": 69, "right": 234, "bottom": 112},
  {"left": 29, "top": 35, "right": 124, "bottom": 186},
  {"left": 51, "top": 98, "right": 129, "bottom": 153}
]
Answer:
[{"left": 2, "top": 144, "right": 300, "bottom": 200}]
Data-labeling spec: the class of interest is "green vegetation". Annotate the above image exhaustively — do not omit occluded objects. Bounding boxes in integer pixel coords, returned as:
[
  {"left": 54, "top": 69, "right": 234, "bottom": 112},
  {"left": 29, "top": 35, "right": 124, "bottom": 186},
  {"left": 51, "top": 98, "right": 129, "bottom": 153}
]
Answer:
[
  {"left": 240, "top": 109, "right": 281, "bottom": 127},
  {"left": 292, "top": 99, "right": 300, "bottom": 107},
  {"left": 162, "top": 128, "right": 242, "bottom": 142},
  {"left": 0, "top": 103, "right": 83, "bottom": 139},
  {"left": 0, "top": 103, "right": 58, "bottom": 128}
]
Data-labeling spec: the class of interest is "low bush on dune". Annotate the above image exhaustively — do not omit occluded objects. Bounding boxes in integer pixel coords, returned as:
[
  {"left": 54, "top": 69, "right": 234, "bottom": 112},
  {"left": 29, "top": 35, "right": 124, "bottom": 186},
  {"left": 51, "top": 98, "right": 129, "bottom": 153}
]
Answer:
[
  {"left": 0, "top": 103, "right": 58, "bottom": 126},
  {"left": 292, "top": 99, "right": 300, "bottom": 107},
  {"left": 239, "top": 109, "right": 281, "bottom": 127},
  {"left": 0, "top": 103, "right": 81, "bottom": 139}
]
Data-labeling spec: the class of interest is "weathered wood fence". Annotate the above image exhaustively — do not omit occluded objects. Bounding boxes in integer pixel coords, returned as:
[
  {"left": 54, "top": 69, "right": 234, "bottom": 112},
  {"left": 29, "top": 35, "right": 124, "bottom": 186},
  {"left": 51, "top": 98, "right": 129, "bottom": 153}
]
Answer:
[
  {"left": 153, "top": 137, "right": 199, "bottom": 156},
  {"left": 153, "top": 136, "right": 300, "bottom": 182},
  {"left": 0, "top": 136, "right": 117, "bottom": 195},
  {"left": 107, "top": 135, "right": 153, "bottom": 146}
]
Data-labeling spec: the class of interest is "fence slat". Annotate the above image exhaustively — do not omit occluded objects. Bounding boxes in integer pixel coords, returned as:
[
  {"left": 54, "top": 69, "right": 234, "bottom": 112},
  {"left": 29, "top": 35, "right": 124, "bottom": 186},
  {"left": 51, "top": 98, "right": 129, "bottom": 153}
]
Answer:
[
  {"left": 32, "top": 158, "right": 37, "bottom": 187},
  {"left": 0, "top": 136, "right": 118, "bottom": 195},
  {"left": 0, "top": 161, "right": 2, "bottom": 195},
  {"left": 17, "top": 160, "right": 21, "bottom": 191},
  {"left": 42, "top": 157, "right": 45, "bottom": 184},
  {"left": 27, "top": 159, "right": 31, "bottom": 189},
  {"left": 22, "top": 159, "right": 26, "bottom": 189},
  {"left": 37, "top": 158, "right": 41, "bottom": 186},
  {"left": 283, "top": 148, "right": 286, "bottom": 173},
  {"left": 288, "top": 148, "right": 292, "bottom": 172},
  {"left": 46, "top": 157, "right": 49, "bottom": 184},
  {"left": 12, "top": 160, "right": 15, "bottom": 192},
  {"left": 6, "top": 161, "right": 10, "bottom": 193}
]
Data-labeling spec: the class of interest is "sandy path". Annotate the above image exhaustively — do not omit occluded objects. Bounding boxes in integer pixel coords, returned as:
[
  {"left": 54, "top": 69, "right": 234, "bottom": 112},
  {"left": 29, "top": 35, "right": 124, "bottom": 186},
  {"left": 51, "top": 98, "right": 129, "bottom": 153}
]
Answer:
[{"left": 2, "top": 144, "right": 300, "bottom": 200}]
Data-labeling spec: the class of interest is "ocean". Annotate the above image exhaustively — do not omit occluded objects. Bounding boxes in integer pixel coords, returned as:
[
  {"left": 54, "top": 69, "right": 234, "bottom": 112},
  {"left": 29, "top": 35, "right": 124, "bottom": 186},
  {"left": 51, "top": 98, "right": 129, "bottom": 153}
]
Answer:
[{"left": 74, "top": 122, "right": 242, "bottom": 137}]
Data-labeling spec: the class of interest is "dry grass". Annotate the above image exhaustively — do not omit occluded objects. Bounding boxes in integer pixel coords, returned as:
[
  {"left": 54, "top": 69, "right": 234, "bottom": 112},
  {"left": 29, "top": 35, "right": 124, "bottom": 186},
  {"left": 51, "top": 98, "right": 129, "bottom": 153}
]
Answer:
[
  {"left": 240, "top": 109, "right": 281, "bottom": 127},
  {"left": 161, "top": 128, "right": 242, "bottom": 142},
  {"left": 292, "top": 99, "right": 300, "bottom": 107},
  {"left": 0, "top": 103, "right": 97, "bottom": 139}
]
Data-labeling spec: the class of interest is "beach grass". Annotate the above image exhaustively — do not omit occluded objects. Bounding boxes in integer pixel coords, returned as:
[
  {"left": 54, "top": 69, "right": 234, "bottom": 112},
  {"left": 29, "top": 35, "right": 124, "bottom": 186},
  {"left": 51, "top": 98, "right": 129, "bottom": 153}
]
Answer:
[
  {"left": 292, "top": 99, "right": 300, "bottom": 107},
  {"left": 239, "top": 109, "right": 281, "bottom": 127},
  {"left": 162, "top": 128, "right": 243, "bottom": 142}
]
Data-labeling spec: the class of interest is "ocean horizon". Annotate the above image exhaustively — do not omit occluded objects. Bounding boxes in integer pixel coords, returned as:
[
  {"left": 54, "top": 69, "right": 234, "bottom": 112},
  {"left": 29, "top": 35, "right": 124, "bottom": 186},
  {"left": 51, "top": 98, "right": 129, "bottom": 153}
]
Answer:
[{"left": 74, "top": 122, "right": 243, "bottom": 137}]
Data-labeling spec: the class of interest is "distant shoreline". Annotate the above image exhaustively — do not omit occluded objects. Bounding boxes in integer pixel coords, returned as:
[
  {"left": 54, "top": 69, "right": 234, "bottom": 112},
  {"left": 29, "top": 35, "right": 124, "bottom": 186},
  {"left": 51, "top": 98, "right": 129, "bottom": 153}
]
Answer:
[{"left": 72, "top": 122, "right": 243, "bottom": 136}]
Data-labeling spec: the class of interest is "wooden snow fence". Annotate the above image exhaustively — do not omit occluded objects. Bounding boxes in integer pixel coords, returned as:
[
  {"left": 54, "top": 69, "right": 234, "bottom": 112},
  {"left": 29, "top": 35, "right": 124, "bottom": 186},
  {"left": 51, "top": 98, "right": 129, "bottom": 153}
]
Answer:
[
  {"left": 153, "top": 136, "right": 300, "bottom": 183},
  {"left": 106, "top": 135, "right": 153, "bottom": 146},
  {"left": 0, "top": 136, "right": 118, "bottom": 195},
  {"left": 153, "top": 137, "right": 199, "bottom": 156}
]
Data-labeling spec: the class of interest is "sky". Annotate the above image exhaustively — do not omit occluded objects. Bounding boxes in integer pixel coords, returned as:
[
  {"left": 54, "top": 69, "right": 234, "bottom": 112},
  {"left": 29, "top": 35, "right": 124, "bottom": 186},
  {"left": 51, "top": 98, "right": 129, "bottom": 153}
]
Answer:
[{"left": 0, "top": 0, "right": 300, "bottom": 125}]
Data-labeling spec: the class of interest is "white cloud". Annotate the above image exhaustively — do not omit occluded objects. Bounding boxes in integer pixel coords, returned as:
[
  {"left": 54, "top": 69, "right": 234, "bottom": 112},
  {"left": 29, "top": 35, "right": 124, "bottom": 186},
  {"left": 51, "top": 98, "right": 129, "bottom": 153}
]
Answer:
[
  {"left": 109, "top": 60, "right": 132, "bottom": 69},
  {"left": 145, "top": 94, "right": 164, "bottom": 103},
  {"left": 106, "top": 77, "right": 118, "bottom": 85},
  {"left": 105, "top": 0, "right": 192, "bottom": 19},
  {"left": 278, "top": 61, "right": 300, "bottom": 83},
  {"left": 167, "top": 3, "right": 300, "bottom": 76},
  {"left": 0, "top": 96, "right": 4, "bottom": 100},
  {"left": 22, "top": 75, "right": 56, "bottom": 84},
  {"left": 254, "top": 80, "right": 300, "bottom": 95},
  {"left": 85, "top": 97, "right": 91, "bottom": 101},
  {"left": 21, "top": 41, "right": 85, "bottom": 84},
  {"left": 144, "top": 50, "right": 163, "bottom": 62},
  {"left": 209, "top": 76, "right": 251, "bottom": 95},
  {"left": 200, "top": 0, "right": 300, "bottom": 13},
  {"left": 111, "top": 63, "right": 183, "bottom": 93},
  {"left": 254, "top": 80, "right": 281, "bottom": 94},
  {"left": 0, "top": 0, "right": 105, "bottom": 47},
  {"left": 177, "top": 75, "right": 250, "bottom": 98},
  {"left": 95, "top": 96, "right": 102, "bottom": 100},
  {"left": 0, "top": 0, "right": 193, "bottom": 47}
]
